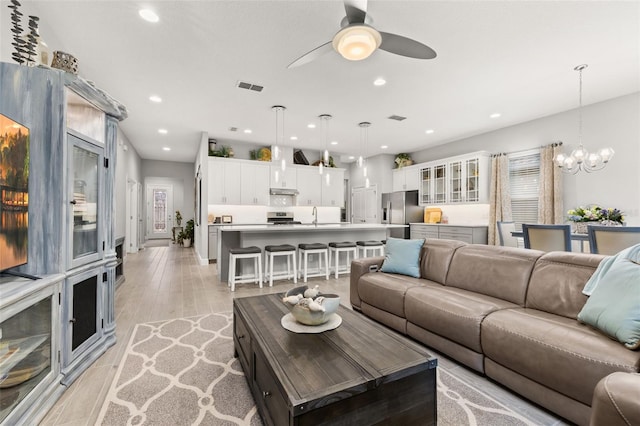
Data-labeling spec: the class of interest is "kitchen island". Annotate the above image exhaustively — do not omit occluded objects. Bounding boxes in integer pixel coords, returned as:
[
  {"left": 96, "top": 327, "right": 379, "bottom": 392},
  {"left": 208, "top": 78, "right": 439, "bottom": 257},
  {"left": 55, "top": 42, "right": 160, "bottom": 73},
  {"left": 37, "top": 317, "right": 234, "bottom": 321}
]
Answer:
[{"left": 217, "top": 223, "right": 407, "bottom": 282}]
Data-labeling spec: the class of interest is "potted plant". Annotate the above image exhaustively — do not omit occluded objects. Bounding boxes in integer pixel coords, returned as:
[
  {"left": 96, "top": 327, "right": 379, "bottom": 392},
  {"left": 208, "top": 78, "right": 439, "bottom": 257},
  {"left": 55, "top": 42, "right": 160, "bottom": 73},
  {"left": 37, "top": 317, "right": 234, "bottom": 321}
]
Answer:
[
  {"left": 394, "top": 153, "right": 413, "bottom": 168},
  {"left": 182, "top": 219, "right": 195, "bottom": 248}
]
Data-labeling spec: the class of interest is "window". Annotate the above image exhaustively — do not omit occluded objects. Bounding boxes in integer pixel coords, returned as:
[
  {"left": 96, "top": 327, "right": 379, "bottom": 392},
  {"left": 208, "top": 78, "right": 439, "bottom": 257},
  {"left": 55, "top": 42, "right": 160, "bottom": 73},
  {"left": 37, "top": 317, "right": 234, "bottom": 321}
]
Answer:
[{"left": 509, "top": 151, "right": 540, "bottom": 231}]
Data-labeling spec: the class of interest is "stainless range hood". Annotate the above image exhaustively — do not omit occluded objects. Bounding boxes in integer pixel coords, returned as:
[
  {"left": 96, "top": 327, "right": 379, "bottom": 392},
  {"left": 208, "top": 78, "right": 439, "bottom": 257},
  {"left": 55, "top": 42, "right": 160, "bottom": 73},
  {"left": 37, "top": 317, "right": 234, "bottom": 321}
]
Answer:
[{"left": 270, "top": 188, "right": 299, "bottom": 196}]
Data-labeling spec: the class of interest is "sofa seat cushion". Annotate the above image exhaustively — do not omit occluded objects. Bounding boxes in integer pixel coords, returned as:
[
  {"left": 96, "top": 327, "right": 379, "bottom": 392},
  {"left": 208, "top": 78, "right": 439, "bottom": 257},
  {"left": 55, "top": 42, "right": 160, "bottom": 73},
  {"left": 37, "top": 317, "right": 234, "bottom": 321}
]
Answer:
[
  {"left": 405, "top": 286, "right": 518, "bottom": 353},
  {"left": 482, "top": 308, "right": 640, "bottom": 406},
  {"left": 357, "top": 272, "right": 429, "bottom": 317}
]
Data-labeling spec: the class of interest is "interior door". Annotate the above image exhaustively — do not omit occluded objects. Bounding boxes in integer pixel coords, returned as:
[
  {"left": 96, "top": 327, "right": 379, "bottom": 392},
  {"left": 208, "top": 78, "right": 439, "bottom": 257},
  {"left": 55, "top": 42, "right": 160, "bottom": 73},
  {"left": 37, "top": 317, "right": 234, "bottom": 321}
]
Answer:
[
  {"left": 364, "top": 185, "right": 378, "bottom": 223},
  {"left": 146, "top": 184, "right": 173, "bottom": 239}
]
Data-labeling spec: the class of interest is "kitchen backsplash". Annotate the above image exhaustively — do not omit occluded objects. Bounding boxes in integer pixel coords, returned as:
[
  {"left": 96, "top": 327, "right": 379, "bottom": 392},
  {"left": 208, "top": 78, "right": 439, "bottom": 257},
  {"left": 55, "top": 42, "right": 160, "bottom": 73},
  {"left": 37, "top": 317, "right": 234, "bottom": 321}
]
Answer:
[
  {"left": 208, "top": 205, "right": 341, "bottom": 224},
  {"left": 426, "top": 204, "right": 490, "bottom": 225}
]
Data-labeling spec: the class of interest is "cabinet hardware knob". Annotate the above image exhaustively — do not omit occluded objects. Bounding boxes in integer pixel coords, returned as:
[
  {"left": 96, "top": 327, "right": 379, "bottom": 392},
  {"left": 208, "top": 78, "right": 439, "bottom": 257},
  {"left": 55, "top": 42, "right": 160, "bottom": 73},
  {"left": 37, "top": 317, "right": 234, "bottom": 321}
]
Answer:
[
  {"left": 262, "top": 391, "right": 271, "bottom": 398},
  {"left": 70, "top": 318, "right": 76, "bottom": 323},
  {"left": 70, "top": 200, "right": 77, "bottom": 205}
]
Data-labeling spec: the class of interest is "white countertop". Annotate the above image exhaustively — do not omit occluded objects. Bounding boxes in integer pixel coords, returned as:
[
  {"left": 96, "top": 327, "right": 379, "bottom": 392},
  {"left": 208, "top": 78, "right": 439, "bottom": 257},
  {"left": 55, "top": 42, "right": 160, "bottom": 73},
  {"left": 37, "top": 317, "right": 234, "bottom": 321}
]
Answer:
[
  {"left": 219, "top": 223, "right": 407, "bottom": 232},
  {"left": 409, "top": 223, "right": 489, "bottom": 227}
]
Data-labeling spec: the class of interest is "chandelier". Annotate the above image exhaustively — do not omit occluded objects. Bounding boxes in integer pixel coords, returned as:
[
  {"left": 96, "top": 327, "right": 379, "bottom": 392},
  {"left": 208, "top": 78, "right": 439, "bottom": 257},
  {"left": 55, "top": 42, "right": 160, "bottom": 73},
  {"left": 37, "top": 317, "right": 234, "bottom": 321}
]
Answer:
[
  {"left": 272, "top": 105, "right": 286, "bottom": 183},
  {"left": 554, "top": 64, "right": 614, "bottom": 174}
]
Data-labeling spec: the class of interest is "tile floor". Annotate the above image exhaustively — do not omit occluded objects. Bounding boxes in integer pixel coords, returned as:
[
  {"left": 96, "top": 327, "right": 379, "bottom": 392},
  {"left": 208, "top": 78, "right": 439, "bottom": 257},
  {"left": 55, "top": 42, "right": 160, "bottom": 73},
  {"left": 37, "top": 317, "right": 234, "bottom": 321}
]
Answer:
[{"left": 40, "top": 241, "right": 566, "bottom": 426}]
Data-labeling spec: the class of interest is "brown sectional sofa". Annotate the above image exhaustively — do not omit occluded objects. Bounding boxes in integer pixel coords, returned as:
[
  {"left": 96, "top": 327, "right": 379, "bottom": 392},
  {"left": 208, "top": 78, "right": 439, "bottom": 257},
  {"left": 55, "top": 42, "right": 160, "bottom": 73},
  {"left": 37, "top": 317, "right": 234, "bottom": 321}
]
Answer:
[{"left": 350, "top": 239, "right": 640, "bottom": 426}]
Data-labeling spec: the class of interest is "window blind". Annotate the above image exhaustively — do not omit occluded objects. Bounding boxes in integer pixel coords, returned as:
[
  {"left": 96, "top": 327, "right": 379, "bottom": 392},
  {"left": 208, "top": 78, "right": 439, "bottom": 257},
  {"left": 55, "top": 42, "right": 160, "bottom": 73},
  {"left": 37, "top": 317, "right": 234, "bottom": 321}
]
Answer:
[{"left": 509, "top": 152, "right": 540, "bottom": 231}]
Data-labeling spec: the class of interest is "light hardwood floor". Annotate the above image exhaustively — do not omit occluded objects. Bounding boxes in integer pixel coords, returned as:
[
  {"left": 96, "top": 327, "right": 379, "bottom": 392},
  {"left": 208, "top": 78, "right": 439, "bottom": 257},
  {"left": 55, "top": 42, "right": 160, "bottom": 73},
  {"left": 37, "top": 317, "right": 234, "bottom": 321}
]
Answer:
[
  {"left": 40, "top": 240, "right": 564, "bottom": 426},
  {"left": 40, "top": 241, "right": 352, "bottom": 426}
]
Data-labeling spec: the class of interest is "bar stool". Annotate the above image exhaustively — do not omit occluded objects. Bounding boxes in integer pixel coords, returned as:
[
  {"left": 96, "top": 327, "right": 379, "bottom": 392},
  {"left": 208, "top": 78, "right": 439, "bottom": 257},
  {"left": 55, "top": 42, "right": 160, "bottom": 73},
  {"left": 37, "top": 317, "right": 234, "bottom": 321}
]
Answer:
[
  {"left": 328, "top": 242, "right": 357, "bottom": 278},
  {"left": 264, "top": 244, "right": 297, "bottom": 287},
  {"left": 297, "top": 243, "right": 329, "bottom": 283},
  {"left": 356, "top": 240, "right": 385, "bottom": 258},
  {"left": 228, "top": 246, "right": 262, "bottom": 292}
]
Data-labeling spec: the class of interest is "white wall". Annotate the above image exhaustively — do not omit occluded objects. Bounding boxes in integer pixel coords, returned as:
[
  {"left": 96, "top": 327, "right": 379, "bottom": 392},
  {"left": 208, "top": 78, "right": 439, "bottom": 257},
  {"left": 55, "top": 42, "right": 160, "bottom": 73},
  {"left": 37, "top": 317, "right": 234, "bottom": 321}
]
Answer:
[
  {"left": 115, "top": 129, "right": 142, "bottom": 241},
  {"left": 410, "top": 92, "right": 640, "bottom": 225}
]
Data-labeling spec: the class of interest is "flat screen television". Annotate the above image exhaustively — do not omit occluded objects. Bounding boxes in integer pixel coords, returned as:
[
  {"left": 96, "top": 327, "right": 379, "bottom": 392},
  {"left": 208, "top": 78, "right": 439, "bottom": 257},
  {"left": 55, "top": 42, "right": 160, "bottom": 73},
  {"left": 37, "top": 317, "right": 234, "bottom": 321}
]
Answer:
[{"left": 0, "top": 113, "right": 29, "bottom": 272}]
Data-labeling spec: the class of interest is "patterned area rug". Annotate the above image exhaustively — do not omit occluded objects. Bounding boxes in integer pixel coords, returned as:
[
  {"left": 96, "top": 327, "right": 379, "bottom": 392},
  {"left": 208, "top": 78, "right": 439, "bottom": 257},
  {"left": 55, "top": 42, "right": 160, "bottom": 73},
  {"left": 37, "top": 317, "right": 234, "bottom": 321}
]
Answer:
[{"left": 97, "top": 314, "right": 545, "bottom": 426}]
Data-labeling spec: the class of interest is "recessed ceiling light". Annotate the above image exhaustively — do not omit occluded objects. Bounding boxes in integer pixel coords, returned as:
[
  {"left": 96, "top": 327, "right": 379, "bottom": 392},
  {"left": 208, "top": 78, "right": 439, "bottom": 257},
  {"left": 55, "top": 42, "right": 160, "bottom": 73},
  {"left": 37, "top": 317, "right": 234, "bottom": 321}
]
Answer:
[
  {"left": 381, "top": 145, "right": 388, "bottom": 149},
  {"left": 162, "top": 147, "right": 171, "bottom": 151},
  {"left": 425, "top": 129, "right": 434, "bottom": 134},
  {"left": 244, "top": 129, "right": 252, "bottom": 134},
  {"left": 348, "top": 156, "right": 355, "bottom": 160},
  {"left": 490, "top": 113, "right": 501, "bottom": 118},
  {"left": 290, "top": 136, "right": 298, "bottom": 141},
  {"left": 149, "top": 95, "right": 162, "bottom": 103},
  {"left": 307, "top": 123, "right": 316, "bottom": 129},
  {"left": 373, "top": 77, "right": 386, "bottom": 86},
  {"left": 158, "top": 129, "right": 168, "bottom": 134},
  {"left": 330, "top": 141, "right": 338, "bottom": 145},
  {"left": 138, "top": 9, "right": 159, "bottom": 23}
]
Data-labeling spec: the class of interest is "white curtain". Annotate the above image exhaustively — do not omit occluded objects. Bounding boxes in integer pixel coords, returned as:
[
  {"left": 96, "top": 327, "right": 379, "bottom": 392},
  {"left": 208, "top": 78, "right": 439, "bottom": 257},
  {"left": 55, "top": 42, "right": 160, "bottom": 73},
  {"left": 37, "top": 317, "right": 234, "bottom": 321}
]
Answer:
[
  {"left": 488, "top": 154, "right": 512, "bottom": 245},
  {"left": 538, "top": 143, "right": 564, "bottom": 224}
]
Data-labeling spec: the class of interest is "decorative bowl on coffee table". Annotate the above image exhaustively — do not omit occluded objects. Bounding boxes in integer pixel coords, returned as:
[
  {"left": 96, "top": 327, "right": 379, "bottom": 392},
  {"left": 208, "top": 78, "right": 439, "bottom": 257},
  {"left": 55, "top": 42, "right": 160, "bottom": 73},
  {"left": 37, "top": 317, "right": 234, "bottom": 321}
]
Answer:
[{"left": 282, "top": 285, "right": 340, "bottom": 327}]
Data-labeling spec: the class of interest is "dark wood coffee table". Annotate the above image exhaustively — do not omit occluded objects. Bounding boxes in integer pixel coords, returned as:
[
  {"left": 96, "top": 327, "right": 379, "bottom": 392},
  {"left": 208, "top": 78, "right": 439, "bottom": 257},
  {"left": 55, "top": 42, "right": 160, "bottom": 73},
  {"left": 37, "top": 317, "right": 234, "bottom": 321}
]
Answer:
[{"left": 233, "top": 294, "right": 437, "bottom": 426}]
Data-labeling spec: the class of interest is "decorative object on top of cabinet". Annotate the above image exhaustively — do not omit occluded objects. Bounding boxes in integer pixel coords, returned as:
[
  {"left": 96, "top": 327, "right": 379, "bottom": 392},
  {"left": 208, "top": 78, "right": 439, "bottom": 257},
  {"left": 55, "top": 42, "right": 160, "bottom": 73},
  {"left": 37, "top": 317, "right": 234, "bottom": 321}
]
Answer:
[
  {"left": 249, "top": 147, "right": 271, "bottom": 161},
  {"left": 293, "top": 149, "right": 310, "bottom": 165},
  {"left": 394, "top": 153, "right": 413, "bottom": 168},
  {"left": 209, "top": 144, "right": 234, "bottom": 157},
  {"left": 208, "top": 138, "right": 216, "bottom": 153},
  {"left": 51, "top": 51, "right": 79, "bottom": 74}
]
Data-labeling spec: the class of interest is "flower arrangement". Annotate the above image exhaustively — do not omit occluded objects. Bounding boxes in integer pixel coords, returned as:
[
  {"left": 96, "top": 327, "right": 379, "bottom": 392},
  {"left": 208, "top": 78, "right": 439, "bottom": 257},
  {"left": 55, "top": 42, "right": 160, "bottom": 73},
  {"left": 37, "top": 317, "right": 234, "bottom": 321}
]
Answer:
[{"left": 567, "top": 206, "right": 624, "bottom": 224}]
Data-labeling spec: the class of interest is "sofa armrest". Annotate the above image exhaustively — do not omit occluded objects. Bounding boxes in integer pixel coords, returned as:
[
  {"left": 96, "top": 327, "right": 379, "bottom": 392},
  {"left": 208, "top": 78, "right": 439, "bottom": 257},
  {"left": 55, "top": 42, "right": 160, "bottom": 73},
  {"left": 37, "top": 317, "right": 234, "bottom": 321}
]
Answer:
[
  {"left": 590, "top": 372, "right": 640, "bottom": 426},
  {"left": 350, "top": 256, "right": 384, "bottom": 310}
]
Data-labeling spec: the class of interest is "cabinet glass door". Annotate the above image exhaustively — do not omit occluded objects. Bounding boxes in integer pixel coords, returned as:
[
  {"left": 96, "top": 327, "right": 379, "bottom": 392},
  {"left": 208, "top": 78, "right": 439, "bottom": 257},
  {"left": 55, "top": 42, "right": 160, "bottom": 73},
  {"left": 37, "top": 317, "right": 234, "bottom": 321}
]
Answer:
[
  {"left": 420, "top": 167, "right": 433, "bottom": 204},
  {"left": 465, "top": 158, "right": 479, "bottom": 202},
  {"left": 68, "top": 133, "right": 103, "bottom": 268},
  {"left": 434, "top": 164, "right": 447, "bottom": 203},
  {"left": 449, "top": 161, "right": 463, "bottom": 203}
]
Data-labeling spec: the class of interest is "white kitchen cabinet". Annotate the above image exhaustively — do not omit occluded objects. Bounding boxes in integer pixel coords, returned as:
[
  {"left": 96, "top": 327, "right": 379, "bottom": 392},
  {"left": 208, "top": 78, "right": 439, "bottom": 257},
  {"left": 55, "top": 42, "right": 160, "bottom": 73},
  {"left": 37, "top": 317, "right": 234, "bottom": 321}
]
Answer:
[
  {"left": 208, "top": 158, "right": 241, "bottom": 204},
  {"left": 270, "top": 165, "right": 297, "bottom": 189},
  {"left": 419, "top": 152, "right": 490, "bottom": 205},
  {"left": 321, "top": 168, "right": 345, "bottom": 207},
  {"left": 241, "top": 162, "right": 270, "bottom": 205},
  {"left": 392, "top": 165, "right": 420, "bottom": 192},
  {"left": 296, "top": 167, "right": 322, "bottom": 206},
  {"left": 448, "top": 154, "right": 490, "bottom": 204}
]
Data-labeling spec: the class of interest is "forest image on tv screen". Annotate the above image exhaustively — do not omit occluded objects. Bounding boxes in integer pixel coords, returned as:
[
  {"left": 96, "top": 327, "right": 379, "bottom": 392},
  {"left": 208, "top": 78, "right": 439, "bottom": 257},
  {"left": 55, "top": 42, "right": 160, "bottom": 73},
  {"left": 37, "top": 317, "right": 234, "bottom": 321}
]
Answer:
[{"left": 0, "top": 113, "right": 29, "bottom": 271}]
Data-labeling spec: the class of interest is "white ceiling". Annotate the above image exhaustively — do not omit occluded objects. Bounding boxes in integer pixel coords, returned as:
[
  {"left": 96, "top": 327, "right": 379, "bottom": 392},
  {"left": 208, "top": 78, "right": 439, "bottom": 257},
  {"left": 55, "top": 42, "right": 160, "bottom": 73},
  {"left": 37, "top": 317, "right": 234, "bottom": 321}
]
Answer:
[{"left": 3, "top": 1, "right": 639, "bottom": 163}]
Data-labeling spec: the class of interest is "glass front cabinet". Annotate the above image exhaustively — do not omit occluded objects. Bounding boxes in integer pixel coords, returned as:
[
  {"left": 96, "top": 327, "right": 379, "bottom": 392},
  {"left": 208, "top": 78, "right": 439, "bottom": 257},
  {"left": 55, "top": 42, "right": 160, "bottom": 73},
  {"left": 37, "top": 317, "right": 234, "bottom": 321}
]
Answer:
[
  {"left": 419, "top": 152, "right": 490, "bottom": 206},
  {"left": 0, "top": 277, "right": 63, "bottom": 426}
]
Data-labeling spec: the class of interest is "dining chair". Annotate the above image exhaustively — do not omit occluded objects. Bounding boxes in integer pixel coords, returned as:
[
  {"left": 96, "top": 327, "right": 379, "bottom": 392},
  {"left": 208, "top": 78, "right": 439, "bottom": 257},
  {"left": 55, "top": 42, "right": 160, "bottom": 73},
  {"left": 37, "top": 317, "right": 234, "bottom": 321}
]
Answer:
[
  {"left": 522, "top": 224, "right": 572, "bottom": 252},
  {"left": 587, "top": 225, "right": 640, "bottom": 255},
  {"left": 496, "top": 221, "right": 520, "bottom": 247}
]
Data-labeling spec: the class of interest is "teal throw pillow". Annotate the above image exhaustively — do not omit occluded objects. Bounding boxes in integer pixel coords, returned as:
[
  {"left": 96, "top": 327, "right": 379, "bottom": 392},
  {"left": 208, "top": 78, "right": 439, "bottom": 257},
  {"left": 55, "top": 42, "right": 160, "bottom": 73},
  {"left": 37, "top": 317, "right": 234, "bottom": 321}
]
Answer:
[
  {"left": 380, "top": 237, "right": 425, "bottom": 278},
  {"left": 577, "top": 243, "right": 640, "bottom": 350}
]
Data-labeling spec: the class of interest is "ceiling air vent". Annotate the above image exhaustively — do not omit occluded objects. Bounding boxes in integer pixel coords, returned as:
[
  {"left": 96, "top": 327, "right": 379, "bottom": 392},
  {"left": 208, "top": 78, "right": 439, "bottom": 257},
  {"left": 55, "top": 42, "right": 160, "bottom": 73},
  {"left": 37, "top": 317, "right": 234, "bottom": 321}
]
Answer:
[
  {"left": 388, "top": 115, "right": 407, "bottom": 121},
  {"left": 236, "top": 81, "right": 264, "bottom": 92},
  {"left": 228, "top": 127, "right": 238, "bottom": 132}
]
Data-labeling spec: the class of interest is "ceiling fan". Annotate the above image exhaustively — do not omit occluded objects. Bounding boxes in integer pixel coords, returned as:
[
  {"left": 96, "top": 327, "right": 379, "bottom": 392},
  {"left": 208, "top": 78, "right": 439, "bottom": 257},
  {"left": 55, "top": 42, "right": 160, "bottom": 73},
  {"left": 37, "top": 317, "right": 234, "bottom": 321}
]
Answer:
[{"left": 287, "top": 0, "right": 437, "bottom": 68}]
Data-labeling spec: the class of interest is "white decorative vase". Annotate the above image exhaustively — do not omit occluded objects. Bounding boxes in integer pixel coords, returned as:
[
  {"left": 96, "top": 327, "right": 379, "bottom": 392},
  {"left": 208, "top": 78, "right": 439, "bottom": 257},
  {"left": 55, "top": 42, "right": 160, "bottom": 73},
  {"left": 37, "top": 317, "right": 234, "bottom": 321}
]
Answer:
[{"left": 573, "top": 222, "right": 591, "bottom": 234}]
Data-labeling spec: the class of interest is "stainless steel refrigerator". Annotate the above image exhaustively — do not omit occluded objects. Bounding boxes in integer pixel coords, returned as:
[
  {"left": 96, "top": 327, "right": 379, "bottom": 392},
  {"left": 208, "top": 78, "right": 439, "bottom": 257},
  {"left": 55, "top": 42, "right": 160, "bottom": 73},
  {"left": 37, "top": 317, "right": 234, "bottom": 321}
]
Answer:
[{"left": 381, "top": 190, "right": 424, "bottom": 239}]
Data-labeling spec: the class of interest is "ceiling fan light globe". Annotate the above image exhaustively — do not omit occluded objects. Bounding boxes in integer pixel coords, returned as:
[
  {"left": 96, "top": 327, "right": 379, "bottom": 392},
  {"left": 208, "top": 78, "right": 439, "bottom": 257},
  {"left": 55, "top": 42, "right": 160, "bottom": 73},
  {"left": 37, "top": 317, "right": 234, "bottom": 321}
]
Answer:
[{"left": 333, "top": 25, "right": 381, "bottom": 61}]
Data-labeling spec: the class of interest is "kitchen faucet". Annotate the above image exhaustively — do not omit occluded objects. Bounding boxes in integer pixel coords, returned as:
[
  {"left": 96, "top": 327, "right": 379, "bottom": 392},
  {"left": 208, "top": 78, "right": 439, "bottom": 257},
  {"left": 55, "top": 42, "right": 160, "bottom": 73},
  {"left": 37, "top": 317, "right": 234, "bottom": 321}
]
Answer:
[{"left": 312, "top": 206, "right": 318, "bottom": 226}]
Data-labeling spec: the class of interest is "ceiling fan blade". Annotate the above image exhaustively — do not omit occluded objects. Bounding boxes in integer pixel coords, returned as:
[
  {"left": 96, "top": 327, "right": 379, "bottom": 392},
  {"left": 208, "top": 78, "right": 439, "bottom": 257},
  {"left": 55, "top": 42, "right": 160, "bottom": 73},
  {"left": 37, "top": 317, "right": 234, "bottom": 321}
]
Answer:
[
  {"left": 379, "top": 32, "right": 437, "bottom": 59},
  {"left": 287, "top": 41, "right": 334, "bottom": 69},
  {"left": 344, "top": 0, "right": 368, "bottom": 24}
]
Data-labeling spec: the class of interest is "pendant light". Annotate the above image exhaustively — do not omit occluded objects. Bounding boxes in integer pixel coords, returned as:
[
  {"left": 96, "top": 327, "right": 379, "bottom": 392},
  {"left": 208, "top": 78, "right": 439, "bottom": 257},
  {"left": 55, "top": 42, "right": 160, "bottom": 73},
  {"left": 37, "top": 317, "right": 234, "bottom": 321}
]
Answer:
[
  {"left": 358, "top": 122, "right": 371, "bottom": 187},
  {"left": 318, "top": 114, "right": 332, "bottom": 177},
  {"left": 272, "top": 105, "right": 286, "bottom": 182},
  {"left": 554, "top": 64, "right": 614, "bottom": 174}
]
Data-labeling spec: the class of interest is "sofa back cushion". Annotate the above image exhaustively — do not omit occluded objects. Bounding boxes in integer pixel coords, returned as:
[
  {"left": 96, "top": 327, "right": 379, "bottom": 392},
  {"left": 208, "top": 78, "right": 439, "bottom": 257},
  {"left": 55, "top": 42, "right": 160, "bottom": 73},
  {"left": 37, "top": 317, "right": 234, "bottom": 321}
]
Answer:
[
  {"left": 420, "top": 239, "right": 467, "bottom": 284},
  {"left": 446, "top": 245, "right": 543, "bottom": 305},
  {"left": 526, "top": 251, "right": 604, "bottom": 319}
]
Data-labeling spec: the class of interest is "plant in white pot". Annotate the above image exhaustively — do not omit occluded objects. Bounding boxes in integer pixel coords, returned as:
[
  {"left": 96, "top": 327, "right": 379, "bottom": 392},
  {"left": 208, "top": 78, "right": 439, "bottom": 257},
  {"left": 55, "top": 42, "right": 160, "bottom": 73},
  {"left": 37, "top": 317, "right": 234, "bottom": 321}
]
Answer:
[{"left": 182, "top": 219, "right": 194, "bottom": 248}]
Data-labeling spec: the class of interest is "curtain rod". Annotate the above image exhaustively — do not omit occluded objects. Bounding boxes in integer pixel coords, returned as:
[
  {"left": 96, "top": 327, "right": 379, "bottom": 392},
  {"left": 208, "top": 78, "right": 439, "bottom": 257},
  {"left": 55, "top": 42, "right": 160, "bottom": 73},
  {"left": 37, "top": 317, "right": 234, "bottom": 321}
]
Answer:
[{"left": 492, "top": 141, "right": 562, "bottom": 157}]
